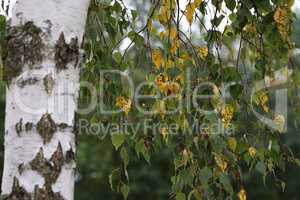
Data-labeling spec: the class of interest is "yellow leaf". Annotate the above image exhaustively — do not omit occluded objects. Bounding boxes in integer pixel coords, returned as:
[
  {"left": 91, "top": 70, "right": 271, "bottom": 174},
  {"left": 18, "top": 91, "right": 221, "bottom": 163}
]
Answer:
[
  {"left": 238, "top": 189, "right": 247, "bottom": 200},
  {"left": 166, "top": 81, "right": 181, "bottom": 95},
  {"left": 220, "top": 104, "right": 234, "bottom": 128},
  {"left": 274, "top": 114, "right": 285, "bottom": 133},
  {"left": 152, "top": 50, "right": 162, "bottom": 69},
  {"left": 147, "top": 20, "right": 153, "bottom": 32},
  {"left": 199, "top": 47, "right": 208, "bottom": 59},
  {"left": 170, "top": 39, "right": 179, "bottom": 55},
  {"left": 228, "top": 137, "right": 237, "bottom": 152},
  {"left": 159, "top": 5, "right": 171, "bottom": 25},
  {"left": 169, "top": 27, "right": 177, "bottom": 40},
  {"left": 248, "top": 147, "right": 257, "bottom": 158},
  {"left": 274, "top": 7, "right": 288, "bottom": 25},
  {"left": 116, "top": 96, "right": 132, "bottom": 116},
  {"left": 214, "top": 154, "right": 228, "bottom": 172},
  {"left": 185, "top": 3, "right": 195, "bottom": 25},
  {"left": 255, "top": 91, "right": 269, "bottom": 113},
  {"left": 160, "top": 31, "right": 165, "bottom": 40},
  {"left": 274, "top": 7, "right": 291, "bottom": 42}
]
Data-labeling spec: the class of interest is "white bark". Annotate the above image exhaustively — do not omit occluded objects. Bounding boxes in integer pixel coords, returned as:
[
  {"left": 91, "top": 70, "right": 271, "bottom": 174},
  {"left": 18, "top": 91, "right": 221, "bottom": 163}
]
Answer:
[{"left": 1, "top": 0, "right": 90, "bottom": 199}]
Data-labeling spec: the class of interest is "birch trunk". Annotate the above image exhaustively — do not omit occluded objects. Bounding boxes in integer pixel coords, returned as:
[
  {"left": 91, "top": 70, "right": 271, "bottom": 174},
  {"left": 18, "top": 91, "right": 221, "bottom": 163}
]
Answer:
[{"left": 1, "top": 0, "right": 90, "bottom": 199}]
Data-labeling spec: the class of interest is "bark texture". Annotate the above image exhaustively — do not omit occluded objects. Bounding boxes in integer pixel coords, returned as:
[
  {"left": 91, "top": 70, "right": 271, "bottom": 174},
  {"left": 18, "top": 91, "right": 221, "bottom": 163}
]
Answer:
[{"left": 1, "top": 0, "right": 90, "bottom": 199}]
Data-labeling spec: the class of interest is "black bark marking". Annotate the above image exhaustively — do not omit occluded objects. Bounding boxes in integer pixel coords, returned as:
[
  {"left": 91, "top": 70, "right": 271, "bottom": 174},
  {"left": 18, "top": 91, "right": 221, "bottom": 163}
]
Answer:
[
  {"left": 17, "top": 77, "right": 39, "bottom": 88},
  {"left": 3, "top": 177, "right": 31, "bottom": 200},
  {"left": 30, "top": 148, "right": 52, "bottom": 183},
  {"left": 73, "top": 112, "right": 79, "bottom": 146},
  {"left": 30, "top": 143, "right": 64, "bottom": 186},
  {"left": 2, "top": 178, "right": 65, "bottom": 200},
  {"left": 65, "top": 145, "right": 75, "bottom": 164},
  {"left": 43, "top": 20, "right": 53, "bottom": 35},
  {"left": 34, "top": 185, "right": 65, "bottom": 200},
  {"left": 15, "top": 118, "right": 22, "bottom": 136},
  {"left": 43, "top": 73, "right": 54, "bottom": 95},
  {"left": 57, "top": 123, "right": 70, "bottom": 131},
  {"left": 49, "top": 143, "right": 64, "bottom": 184},
  {"left": 18, "top": 163, "right": 25, "bottom": 175},
  {"left": 55, "top": 33, "right": 79, "bottom": 70},
  {"left": 25, "top": 122, "right": 33, "bottom": 132},
  {"left": 36, "top": 113, "right": 57, "bottom": 144},
  {"left": 3, "top": 21, "right": 44, "bottom": 84}
]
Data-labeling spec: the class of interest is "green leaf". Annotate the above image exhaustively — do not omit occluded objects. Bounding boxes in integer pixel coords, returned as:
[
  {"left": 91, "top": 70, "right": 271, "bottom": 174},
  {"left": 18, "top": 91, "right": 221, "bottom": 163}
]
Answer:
[
  {"left": 212, "top": 15, "right": 225, "bottom": 27},
  {"left": 256, "top": 161, "right": 267, "bottom": 175},
  {"left": 120, "top": 147, "right": 129, "bottom": 167},
  {"left": 281, "top": 181, "right": 286, "bottom": 192},
  {"left": 121, "top": 183, "right": 130, "bottom": 200},
  {"left": 109, "top": 168, "right": 121, "bottom": 191},
  {"left": 225, "top": 0, "right": 236, "bottom": 11},
  {"left": 176, "top": 192, "right": 186, "bottom": 200},
  {"left": 294, "top": 158, "right": 300, "bottom": 167},
  {"left": 220, "top": 174, "right": 233, "bottom": 196},
  {"left": 199, "top": 167, "right": 212, "bottom": 189},
  {"left": 128, "top": 31, "right": 144, "bottom": 47},
  {"left": 109, "top": 173, "right": 113, "bottom": 190},
  {"left": 131, "top": 10, "right": 138, "bottom": 21},
  {"left": 113, "top": 52, "right": 122, "bottom": 64},
  {"left": 135, "top": 139, "right": 150, "bottom": 163},
  {"left": 120, "top": 147, "right": 130, "bottom": 180},
  {"left": 111, "top": 133, "right": 125, "bottom": 150},
  {"left": 230, "top": 84, "right": 243, "bottom": 99}
]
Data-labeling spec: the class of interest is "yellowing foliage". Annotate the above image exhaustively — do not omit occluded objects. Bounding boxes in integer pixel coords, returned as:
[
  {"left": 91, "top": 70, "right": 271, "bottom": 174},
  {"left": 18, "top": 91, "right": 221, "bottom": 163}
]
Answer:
[
  {"left": 199, "top": 47, "right": 209, "bottom": 59},
  {"left": 170, "top": 40, "right": 179, "bottom": 55},
  {"left": 185, "top": 3, "right": 195, "bottom": 25},
  {"left": 238, "top": 189, "right": 247, "bottom": 200},
  {"left": 116, "top": 96, "right": 132, "bottom": 116},
  {"left": 274, "top": 114, "right": 285, "bottom": 133},
  {"left": 254, "top": 91, "right": 269, "bottom": 113},
  {"left": 152, "top": 49, "right": 162, "bottom": 69},
  {"left": 228, "top": 137, "right": 237, "bottom": 152},
  {"left": 248, "top": 147, "right": 257, "bottom": 158},
  {"left": 220, "top": 104, "right": 234, "bottom": 128},
  {"left": 158, "top": 5, "right": 171, "bottom": 24},
  {"left": 274, "top": 7, "right": 291, "bottom": 42},
  {"left": 147, "top": 20, "right": 153, "bottom": 32},
  {"left": 169, "top": 27, "right": 177, "bottom": 40},
  {"left": 214, "top": 154, "right": 228, "bottom": 172},
  {"left": 155, "top": 73, "right": 181, "bottom": 95},
  {"left": 184, "top": 0, "right": 202, "bottom": 25}
]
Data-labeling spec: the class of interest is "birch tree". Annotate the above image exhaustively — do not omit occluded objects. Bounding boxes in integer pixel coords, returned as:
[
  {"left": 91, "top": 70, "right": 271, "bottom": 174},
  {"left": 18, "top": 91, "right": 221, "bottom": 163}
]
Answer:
[{"left": 1, "top": 0, "right": 90, "bottom": 199}]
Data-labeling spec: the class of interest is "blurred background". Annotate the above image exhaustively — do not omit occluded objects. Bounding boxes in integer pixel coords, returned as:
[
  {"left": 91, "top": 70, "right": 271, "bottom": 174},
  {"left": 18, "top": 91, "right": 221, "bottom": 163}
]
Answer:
[{"left": 0, "top": 0, "right": 300, "bottom": 199}]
